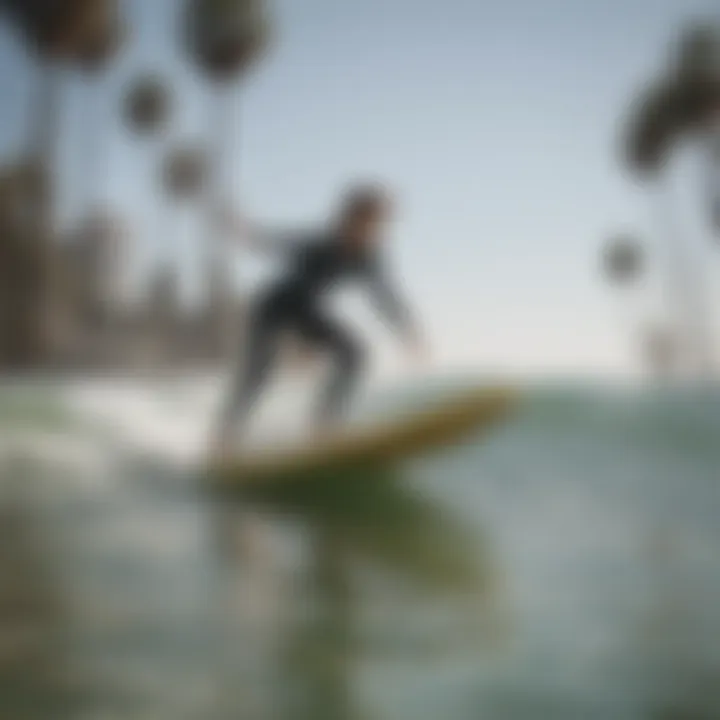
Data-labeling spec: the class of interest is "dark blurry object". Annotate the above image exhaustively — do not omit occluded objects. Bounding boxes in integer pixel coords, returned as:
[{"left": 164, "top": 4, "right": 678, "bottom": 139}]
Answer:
[
  {"left": 182, "top": 0, "right": 274, "bottom": 328},
  {"left": 0, "top": 0, "right": 123, "bottom": 66},
  {"left": 122, "top": 75, "right": 172, "bottom": 135},
  {"left": 602, "top": 234, "right": 644, "bottom": 284},
  {"left": 675, "top": 22, "right": 720, "bottom": 82},
  {"left": 624, "top": 81, "right": 680, "bottom": 176},
  {"left": 73, "top": 1, "right": 125, "bottom": 72},
  {"left": 184, "top": 0, "right": 273, "bottom": 81},
  {"left": 162, "top": 145, "right": 208, "bottom": 200},
  {"left": 624, "top": 76, "right": 720, "bottom": 175},
  {"left": 624, "top": 22, "right": 720, "bottom": 176},
  {"left": 0, "top": 163, "right": 45, "bottom": 233},
  {"left": 0, "top": 162, "right": 54, "bottom": 369},
  {"left": 621, "top": 23, "right": 720, "bottom": 381}
]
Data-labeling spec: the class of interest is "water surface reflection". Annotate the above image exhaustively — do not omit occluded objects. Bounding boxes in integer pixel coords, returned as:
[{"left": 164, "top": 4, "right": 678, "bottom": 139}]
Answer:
[{"left": 1, "top": 382, "right": 720, "bottom": 719}]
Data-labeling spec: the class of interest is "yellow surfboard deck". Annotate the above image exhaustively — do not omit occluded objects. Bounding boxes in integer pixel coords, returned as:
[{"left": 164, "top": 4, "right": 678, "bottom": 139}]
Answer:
[{"left": 207, "top": 385, "right": 518, "bottom": 488}]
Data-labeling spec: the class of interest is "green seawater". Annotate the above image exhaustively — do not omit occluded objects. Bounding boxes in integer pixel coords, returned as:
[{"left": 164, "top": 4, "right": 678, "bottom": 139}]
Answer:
[{"left": 1, "top": 376, "right": 720, "bottom": 719}]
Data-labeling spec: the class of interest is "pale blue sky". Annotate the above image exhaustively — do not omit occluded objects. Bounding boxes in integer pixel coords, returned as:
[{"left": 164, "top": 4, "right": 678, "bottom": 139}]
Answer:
[{"left": 1, "top": 0, "right": 719, "bottom": 377}]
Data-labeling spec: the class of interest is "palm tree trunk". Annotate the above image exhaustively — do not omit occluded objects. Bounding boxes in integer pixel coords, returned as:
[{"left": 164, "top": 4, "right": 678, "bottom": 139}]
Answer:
[
  {"left": 705, "top": 132, "right": 720, "bottom": 236},
  {"left": 203, "top": 85, "right": 235, "bottom": 358},
  {"left": 28, "top": 59, "right": 62, "bottom": 367},
  {"left": 83, "top": 73, "right": 115, "bottom": 365},
  {"left": 653, "top": 174, "right": 715, "bottom": 380}
]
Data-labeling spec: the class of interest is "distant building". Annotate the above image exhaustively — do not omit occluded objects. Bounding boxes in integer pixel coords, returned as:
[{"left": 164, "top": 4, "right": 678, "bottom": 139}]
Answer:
[
  {"left": 0, "top": 161, "right": 56, "bottom": 370},
  {"left": 40, "top": 209, "right": 126, "bottom": 367},
  {"left": 201, "top": 252, "right": 242, "bottom": 360},
  {"left": 0, "top": 160, "right": 247, "bottom": 372},
  {"left": 62, "top": 210, "right": 127, "bottom": 324}
]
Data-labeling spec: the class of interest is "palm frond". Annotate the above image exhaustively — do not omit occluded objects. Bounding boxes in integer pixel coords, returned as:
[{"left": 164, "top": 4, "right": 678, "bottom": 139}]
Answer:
[
  {"left": 675, "top": 22, "right": 720, "bottom": 82},
  {"left": 624, "top": 75, "right": 720, "bottom": 176},
  {"left": 602, "top": 234, "right": 644, "bottom": 284},
  {"left": 624, "top": 80, "right": 681, "bottom": 175}
]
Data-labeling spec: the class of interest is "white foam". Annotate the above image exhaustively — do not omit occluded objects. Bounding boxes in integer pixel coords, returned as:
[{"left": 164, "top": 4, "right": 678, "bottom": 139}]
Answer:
[{"left": 62, "top": 374, "right": 315, "bottom": 463}]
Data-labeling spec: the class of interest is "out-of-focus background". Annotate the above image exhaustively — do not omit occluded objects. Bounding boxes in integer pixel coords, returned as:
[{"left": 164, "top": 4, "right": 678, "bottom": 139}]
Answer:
[{"left": 2, "top": 1, "right": 720, "bottom": 719}]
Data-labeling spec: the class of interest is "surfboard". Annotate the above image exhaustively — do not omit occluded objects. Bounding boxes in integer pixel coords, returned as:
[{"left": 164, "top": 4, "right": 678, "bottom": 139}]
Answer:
[{"left": 207, "top": 384, "right": 517, "bottom": 488}]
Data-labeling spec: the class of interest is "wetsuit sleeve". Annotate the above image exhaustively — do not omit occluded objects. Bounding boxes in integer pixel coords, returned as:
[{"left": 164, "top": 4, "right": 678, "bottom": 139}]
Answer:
[{"left": 367, "top": 259, "right": 417, "bottom": 340}]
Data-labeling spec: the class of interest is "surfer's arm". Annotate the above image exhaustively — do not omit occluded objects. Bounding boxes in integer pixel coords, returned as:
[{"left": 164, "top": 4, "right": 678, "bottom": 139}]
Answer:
[
  {"left": 215, "top": 204, "right": 297, "bottom": 256},
  {"left": 367, "top": 262, "right": 421, "bottom": 345}
]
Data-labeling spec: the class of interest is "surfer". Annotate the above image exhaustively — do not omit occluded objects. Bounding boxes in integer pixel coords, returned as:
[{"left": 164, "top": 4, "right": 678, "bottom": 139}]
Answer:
[{"left": 211, "top": 182, "right": 427, "bottom": 453}]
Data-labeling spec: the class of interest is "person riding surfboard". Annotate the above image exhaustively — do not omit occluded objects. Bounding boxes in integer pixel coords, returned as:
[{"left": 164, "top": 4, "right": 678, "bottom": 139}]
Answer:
[{"left": 211, "top": 182, "right": 428, "bottom": 455}]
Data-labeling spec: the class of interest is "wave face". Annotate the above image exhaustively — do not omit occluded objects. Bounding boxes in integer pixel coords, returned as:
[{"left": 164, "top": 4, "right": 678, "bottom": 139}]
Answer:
[{"left": 1, "top": 375, "right": 720, "bottom": 719}]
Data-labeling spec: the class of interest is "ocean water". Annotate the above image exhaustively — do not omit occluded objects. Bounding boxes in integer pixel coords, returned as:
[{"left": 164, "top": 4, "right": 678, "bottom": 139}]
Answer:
[{"left": 1, "top": 375, "right": 720, "bottom": 720}]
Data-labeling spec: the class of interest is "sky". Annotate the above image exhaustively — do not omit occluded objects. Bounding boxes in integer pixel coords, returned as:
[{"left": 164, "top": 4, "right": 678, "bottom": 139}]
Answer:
[{"left": 1, "top": 0, "right": 720, "bottom": 379}]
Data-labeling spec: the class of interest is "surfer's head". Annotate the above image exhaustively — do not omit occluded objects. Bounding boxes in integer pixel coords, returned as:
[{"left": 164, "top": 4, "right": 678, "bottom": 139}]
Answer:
[{"left": 336, "top": 182, "right": 394, "bottom": 249}]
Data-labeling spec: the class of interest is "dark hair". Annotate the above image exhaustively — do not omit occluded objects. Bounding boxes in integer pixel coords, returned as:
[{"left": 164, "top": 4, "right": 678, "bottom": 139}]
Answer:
[{"left": 339, "top": 182, "right": 391, "bottom": 220}]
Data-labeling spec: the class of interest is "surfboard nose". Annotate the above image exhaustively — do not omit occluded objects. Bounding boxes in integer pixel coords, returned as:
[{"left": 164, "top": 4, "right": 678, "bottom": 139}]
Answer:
[{"left": 206, "top": 384, "right": 519, "bottom": 490}]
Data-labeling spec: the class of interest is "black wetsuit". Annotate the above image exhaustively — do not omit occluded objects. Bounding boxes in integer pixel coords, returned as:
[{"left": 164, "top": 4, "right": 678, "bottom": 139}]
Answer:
[{"left": 221, "top": 231, "right": 415, "bottom": 431}]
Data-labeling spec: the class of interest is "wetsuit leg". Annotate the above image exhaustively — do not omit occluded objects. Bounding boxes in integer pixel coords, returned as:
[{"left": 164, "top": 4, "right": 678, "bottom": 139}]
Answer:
[
  {"left": 295, "top": 311, "right": 366, "bottom": 426},
  {"left": 218, "top": 305, "right": 280, "bottom": 437}
]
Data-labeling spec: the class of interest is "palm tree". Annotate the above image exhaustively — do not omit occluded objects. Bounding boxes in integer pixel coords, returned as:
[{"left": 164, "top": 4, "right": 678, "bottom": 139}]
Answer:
[
  {"left": 122, "top": 73, "right": 173, "bottom": 138},
  {"left": 623, "top": 21, "right": 720, "bottom": 380},
  {"left": 122, "top": 71, "right": 177, "bottom": 342},
  {"left": 73, "top": 2, "right": 125, "bottom": 210},
  {"left": 159, "top": 143, "right": 216, "bottom": 358},
  {"left": 183, "top": 0, "right": 274, "bottom": 308},
  {"left": 602, "top": 233, "right": 645, "bottom": 286},
  {"left": 184, "top": 0, "right": 273, "bottom": 83},
  {"left": 600, "top": 233, "right": 659, "bottom": 378},
  {"left": 0, "top": 1, "right": 125, "bottom": 366}
]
